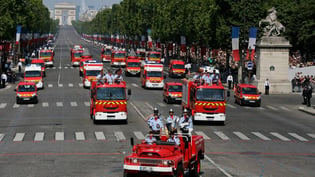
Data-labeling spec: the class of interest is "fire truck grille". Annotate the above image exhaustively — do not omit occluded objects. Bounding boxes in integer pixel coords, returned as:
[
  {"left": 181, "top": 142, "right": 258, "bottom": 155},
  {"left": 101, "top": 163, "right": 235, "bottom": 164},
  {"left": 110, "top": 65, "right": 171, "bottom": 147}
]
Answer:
[{"left": 138, "top": 159, "right": 162, "bottom": 166}]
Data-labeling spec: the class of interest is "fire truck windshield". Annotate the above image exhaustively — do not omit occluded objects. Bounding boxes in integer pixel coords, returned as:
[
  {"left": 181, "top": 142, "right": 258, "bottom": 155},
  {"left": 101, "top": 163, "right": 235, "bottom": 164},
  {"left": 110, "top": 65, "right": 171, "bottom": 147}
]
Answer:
[
  {"left": 149, "top": 53, "right": 161, "bottom": 58},
  {"left": 173, "top": 64, "right": 185, "bottom": 69},
  {"left": 169, "top": 85, "right": 182, "bottom": 92},
  {"left": 40, "top": 52, "right": 52, "bottom": 57},
  {"left": 105, "top": 50, "right": 111, "bottom": 55},
  {"left": 25, "top": 71, "right": 41, "bottom": 77},
  {"left": 74, "top": 52, "right": 82, "bottom": 58},
  {"left": 147, "top": 71, "right": 162, "bottom": 77},
  {"left": 127, "top": 62, "right": 140, "bottom": 67},
  {"left": 86, "top": 70, "right": 101, "bottom": 76},
  {"left": 114, "top": 53, "right": 125, "bottom": 58},
  {"left": 196, "top": 88, "right": 224, "bottom": 101},
  {"left": 18, "top": 85, "right": 36, "bottom": 92},
  {"left": 96, "top": 87, "right": 126, "bottom": 100},
  {"left": 242, "top": 87, "right": 257, "bottom": 94},
  {"left": 33, "top": 63, "right": 44, "bottom": 67}
]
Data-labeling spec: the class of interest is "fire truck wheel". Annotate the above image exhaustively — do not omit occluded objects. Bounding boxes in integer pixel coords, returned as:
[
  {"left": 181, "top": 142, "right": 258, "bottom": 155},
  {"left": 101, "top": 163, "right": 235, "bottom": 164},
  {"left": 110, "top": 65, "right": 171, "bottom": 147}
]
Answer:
[
  {"left": 190, "top": 156, "right": 201, "bottom": 177},
  {"left": 123, "top": 171, "right": 136, "bottom": 177},
  {"left": 240, "top": 99, "right": 244, "bottom": 106},
  {"left": 174, "top": 163, "right": 184, "bottom": 177}
]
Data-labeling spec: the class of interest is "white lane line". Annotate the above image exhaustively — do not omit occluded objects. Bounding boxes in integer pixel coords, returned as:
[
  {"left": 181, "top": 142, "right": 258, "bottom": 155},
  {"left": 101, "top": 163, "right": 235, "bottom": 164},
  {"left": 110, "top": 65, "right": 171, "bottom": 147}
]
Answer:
[
  {"left": 243, "top": 106, "right": 250, "bottom": 109},
  {"left": 58, "top": 66, "right": 62, "bottom": 69},
  {"left": 55, "top": 132, "right": 64, "bottom": 141},
  {"left": 52, "top": 67, "right": 56, "bottom": 69},
  {"left": 145, "top": 102, "right": 154, "bottom": 110},
  {"left": 288, "top": 133, "right": 308, "bottom": 141},
  {"left": 78, "top": 83, "right": 83, "bottom": 87},
  {"left": 56, "top": 102, "right": 63, "bottom": 107},
  {"left": 204, "top": 155, "right": 233, "bottom": 177},
  {"left": 251, "top": 132, "right": 271, "bottom": 141},
  {"left": 84, "top": 102, "right": 90, "bottom": 107},
  {"left": 214, "top": 131, "right": 229, "bottom": 140},
  {"left": 115, "top": 131, "right": 126, "bottom": 141},
  {"left": 48, "top": 84, "right": 53, "bottom": 88},
  {"left": 0, "top": 103, "right": 7, "bottom": 109},
  {"left": 258, "top": 107, "right": 265, "bottom": 110},
  {"left": 70, "top": 67, "right": 74, "bottom": 69},
  {"left": 64, "top": 66, "right": 68, "bottom": 69},
  {"left": 266, "top": 105, "right": 278, "bottom": 111},
  {"left": 270, "top": 132, "right": 290, "bottom": 141},
  {"left": 157, "top": 102, "right": 166, "bottom": 107},
  {"left": 226, "top": 104, "right": 236, "bottom": 109},
  {"left": 68, "top": 83, "right": 74, "bottom": 87},
  {"left": 95, "top": 132, "right": 106, "bottom": 140},
  {"left": 131, "top": 83, "right": 138, "bottom": 87},
  {"left": 13, "top": 133, "right": 25, "bottom": 142},
  {"left": 13, "top": 103, "right": 20, "bottom": 108},
  {"left": 134, "top": 131, "right": 145, "bottom": 140},
  {"left": 27, "top": 104, "right": 35, "bottom": 107},
  {"left": 173, "top": 104, "right": 180, "bottom": 107},
  {"left": 130, "top": 102, "right": 146, "bottom": 120},
  {"left": 0, "top": 134, "right": 5, "bottom": 141},
  {"left": 70, "top": 102, "right": 78, "bottom": 107},
  {"left": 307, "top": 133, "right": 315, "bottom": 139},
  {"left": 58, "top": 84, "right": 63, "bottom": 87},
  {"left": 75, "top": 132, "right": 85, "bottom": 141},
  {"left": 279, "top": 106, "right": 290, "bottom": 111},
  {"left": 42, "top": 102, "right": 49, "bottom": 107},
  {"left": 195, "top": 131, "right": 211, "bottom": 140},
  {"left": 233, "top": 132, "right": 250, "bottom": 140},
  {"left": 34, "top": 132, "right": 44, "bottom": 141}
]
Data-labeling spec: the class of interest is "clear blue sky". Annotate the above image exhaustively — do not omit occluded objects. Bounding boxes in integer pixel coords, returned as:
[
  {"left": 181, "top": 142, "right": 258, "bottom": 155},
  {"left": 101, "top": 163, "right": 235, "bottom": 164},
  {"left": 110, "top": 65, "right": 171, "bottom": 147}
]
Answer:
[{"left": 43, "top": 0, "right": 123, "bottom": 10}]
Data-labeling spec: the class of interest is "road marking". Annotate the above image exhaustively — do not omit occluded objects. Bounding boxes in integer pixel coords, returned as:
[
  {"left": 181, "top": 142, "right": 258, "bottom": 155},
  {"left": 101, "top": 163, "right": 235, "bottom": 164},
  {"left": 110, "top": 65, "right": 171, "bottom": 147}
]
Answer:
[
  {"left": 130, "top": 102, "right": 146, "bottom": 120},
  {"left": 288, "top": 133, "right": 308, "bottom": 141},
  {"left": 55, "top": 132, "right": 64, "bottom": 141},
  {"left": 58, "top": 66, "right": 62, "bottom": 69},
  {"left": 52, "top": 67, "right": 56, "bottom": 69},
  {"left": 214, "top": 131, "right": 229, "bottom": 140},
  {"left": 233, "top": 132, "right": 250, "bottom": 140},
  {"left": 75, "top": 132, "right": 85, "bottom": 140},
  {"left": 134, "top": 131, "right": 145, "bottom": 140},
  {"left": 0, "top": 134, "right": 5, "bottom": 141},
  {"left": 204, "top": 155, "right": 233, "bottom": 177},
  {"left": 0, "top": 103, "right": 7, "bottom": 109},
  {"left": 145, "top": 102, "right": 153, "bottom": 109},
  {"left": 279, "top": 106, "right": 290, "bottom": 111},
  {"left": 58, "top": 84, "right": 63, "bottom": 87},
  {"left": 95, "top": 132, "right": 106, "bottom": 140},
  {"left": 68, "top": 83, "right": 74, "bottom": 87},
  {"left": 34, "top": 132, "right": 44, "bottom": 141},
  {"left": 251, "top": 132, "right": 271, "bottom": 141},
  {"left": 115, "top": 131, "right": 126, "bottom": 141},
  {"left": 70, "top": 67, "right": 74, "bottom": 69},
  {"left": 270, "top": 132, "right": 290, "bottom": 141},
  {"left": 266, "top": 105, "right": 278, "bottom": 111},
  {"left": 64, "top": 66, "right": 68, "bottom": 69},
  {"left": 195, "top": 131, "right": 211, "bottom": 140},
  {"left": 27, "top": 104, "right": 35, "bottom": 107},
  {"left": 84, "top": 102, "right": 90, "bottom": 107},
  {"left": 243, "top": 106, "right": 250, "bottom": 109},
  {"left": 13, "top": 103, "right": 20, "bottom": 108},
  {"left": 48, "top": 84, "right": 53, "bottom": 88},
  {"left": 13, "top": 133, "right": 25, "bottom": 142},
  {"left": 307, "top": 133, "right": 315, "bottom": 139},
  {"left": 258, "top": 107, "right": 265, "bottom": 110},
  {"left": 157, "top": 102, "right": 166, "bottom": 107},
  {"left": 56, "top": 102, "right": 63, "bottom": 107},
  {"left": 173, "top": 104, "right": 180, "bottom": 107},
  {"left": 78, "top": 83, "right": 83, "bottom": 87},
  {"left": 42, "top": 102, "right": 49, "bottom": 107},
  {"left": 226, "top": 104, "right": 236, "bottom": 109},
  {"left": 131, "top": 83, "right": 138, "bottom": 87},
  {"left": 70, "top": 102, "right": 78, "bottom": 107}
]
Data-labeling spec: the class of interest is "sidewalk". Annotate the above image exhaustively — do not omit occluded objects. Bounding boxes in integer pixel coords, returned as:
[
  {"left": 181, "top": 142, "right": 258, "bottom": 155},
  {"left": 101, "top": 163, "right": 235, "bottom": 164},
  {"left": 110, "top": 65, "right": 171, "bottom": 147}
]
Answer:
[
  {"left": 298, "top": 106, "right": 315, "bottom": 116},
  {"left": 0, "top": 65, "right": 21, "bottom": 91}
]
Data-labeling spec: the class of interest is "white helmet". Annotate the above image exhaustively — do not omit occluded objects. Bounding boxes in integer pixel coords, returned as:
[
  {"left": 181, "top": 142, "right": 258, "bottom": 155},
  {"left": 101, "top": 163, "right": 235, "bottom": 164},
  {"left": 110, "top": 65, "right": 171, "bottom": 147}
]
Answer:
[{"left": 183, "top": 109, "right": 188, "bottom": 113}]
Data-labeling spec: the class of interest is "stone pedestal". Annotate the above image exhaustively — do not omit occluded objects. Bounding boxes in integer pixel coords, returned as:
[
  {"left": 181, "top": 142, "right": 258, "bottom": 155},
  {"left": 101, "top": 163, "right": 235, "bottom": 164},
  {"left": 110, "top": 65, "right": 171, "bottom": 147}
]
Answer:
[{"left": 254, "top": 37, "right": 291, "bottom": 94}]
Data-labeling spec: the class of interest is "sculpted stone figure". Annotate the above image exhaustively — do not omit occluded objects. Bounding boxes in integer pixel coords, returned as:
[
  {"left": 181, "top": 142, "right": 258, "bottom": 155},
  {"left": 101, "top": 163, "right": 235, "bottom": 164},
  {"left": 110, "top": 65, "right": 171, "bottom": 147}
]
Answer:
[{"left": 259, "top": 7, "right": 285, "bottom": 36}]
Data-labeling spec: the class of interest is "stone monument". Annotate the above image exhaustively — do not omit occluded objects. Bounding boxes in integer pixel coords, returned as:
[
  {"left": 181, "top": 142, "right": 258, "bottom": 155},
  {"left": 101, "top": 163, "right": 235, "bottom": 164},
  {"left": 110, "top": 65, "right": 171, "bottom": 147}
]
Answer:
[{"left": 254, "top": 7, "right": 291, "bottom": 94}]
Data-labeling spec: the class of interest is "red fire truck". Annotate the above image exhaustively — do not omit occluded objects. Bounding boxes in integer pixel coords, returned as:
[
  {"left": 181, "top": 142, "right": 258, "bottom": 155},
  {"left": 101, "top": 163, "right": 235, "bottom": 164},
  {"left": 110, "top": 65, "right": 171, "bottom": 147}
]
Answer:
[
  {"left": 136, "top": 49, "right": 146, "bottom": 61},
  {"left": 70, "top": 46, "right": 84, "bottom": 66},
  {"left": 123, "top": 133, "right": 204, "bottom": 176},
  {"left": 15, "top": 81, "right": 38, "bottom": 104},
  {"left": 90, "top": 79, "right": 131, "bottom": 124},
  {"left": 125, "top": 56, "right": 141, "bottom": 76},
  {"left": 111, "top": 50, "right": 126, "bottom": 67},
  {"left": 31, "top": 59, "right": 46, "bottom": 77},
  {"left": 140, "top": 61, "right": 165, "bottom": 89},
  {"left": 169, "top": 60, "right": 185, "bottom": 78},
  {"left": 181, "top": 77, "right": 230, "bottom": 124},
  {"left": 24, "top": 64, "right": 44, "bottom": 89},
  {"left": 163, "top": 82, "right": 183, "bottom": 104},
  {"left": 147, "top": 51, "right": 161, "bottom": 63},
  {"left": 101, "top": 46, "right": 112, "bottom": 62},
  {"left": 82, "top": 61, "right": 103, "bottom": 88},
  {"left": 39, "top": 49, "right": 54, "bottom": 66}
]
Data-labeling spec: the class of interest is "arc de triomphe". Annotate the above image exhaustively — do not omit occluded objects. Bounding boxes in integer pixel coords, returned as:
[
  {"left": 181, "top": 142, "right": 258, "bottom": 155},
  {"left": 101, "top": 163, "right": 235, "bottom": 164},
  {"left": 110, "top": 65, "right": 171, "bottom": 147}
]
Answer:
[{"left": 54, "top": 2, "right": 76, "bottom": 25}]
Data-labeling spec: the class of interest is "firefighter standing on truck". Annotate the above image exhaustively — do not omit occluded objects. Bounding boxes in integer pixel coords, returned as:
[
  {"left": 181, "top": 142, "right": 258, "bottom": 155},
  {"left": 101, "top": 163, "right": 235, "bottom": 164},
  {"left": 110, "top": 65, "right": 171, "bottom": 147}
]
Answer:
[
  {"left": 179, "top": 109, "right": 193, "bottom": 133},
  {"left": 166, "top": 109, "right": 179, "bottom": 134}
]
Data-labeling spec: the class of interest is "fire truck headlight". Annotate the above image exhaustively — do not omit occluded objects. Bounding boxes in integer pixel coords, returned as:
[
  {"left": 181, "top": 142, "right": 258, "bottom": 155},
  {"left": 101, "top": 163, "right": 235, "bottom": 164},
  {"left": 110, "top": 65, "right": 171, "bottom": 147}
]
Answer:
[
  {"left": 242, "top": 96, "right": 248, "bottom": 100},
  {"left": 257, "top": 96, "right": 261, "bottom": 100},
  {"left": 17, "top": 93, "right": 21, "bottom": 97},
  {"left": 31, "top": 93, "right": 36, "bottom": 97},
  {"left": 84, "top": 79, "right": 91, "bottom": 85},
  {"left": 132, "top": 159, "right": 138, "bottom": 164},
  {"left": 162, "top": 160, "right": 168, "bottom": 166},
  {"left": 168, "top": 93, "right": 173, "bottom": 97}
]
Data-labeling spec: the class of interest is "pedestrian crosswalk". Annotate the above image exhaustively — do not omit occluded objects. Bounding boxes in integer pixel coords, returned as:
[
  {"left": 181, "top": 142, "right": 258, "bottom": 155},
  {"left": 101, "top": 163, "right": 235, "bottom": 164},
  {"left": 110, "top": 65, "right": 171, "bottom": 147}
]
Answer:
[
  {"left": 46, "top": 83, "right": 83, "bottom": 88},
  {"left": 46, "top": 66, "right": 79, "bottom": 70},
  {"left": 0, "top": 130, "right": 314, "bottom": 143}
]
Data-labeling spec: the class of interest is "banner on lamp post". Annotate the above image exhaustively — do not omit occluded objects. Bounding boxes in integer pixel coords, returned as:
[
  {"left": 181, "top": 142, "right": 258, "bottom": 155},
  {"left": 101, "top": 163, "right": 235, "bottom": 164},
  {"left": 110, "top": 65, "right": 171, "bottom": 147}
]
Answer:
[{"left": 16, "top": 25, "right": 22, "bottom": 44}]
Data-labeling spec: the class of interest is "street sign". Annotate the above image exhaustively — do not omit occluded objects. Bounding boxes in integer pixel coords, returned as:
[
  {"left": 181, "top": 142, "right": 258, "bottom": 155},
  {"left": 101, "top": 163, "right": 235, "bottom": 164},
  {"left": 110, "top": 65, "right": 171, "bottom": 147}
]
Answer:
[{"left": 247, "top": 61, "right": 253, "bottom": 70}]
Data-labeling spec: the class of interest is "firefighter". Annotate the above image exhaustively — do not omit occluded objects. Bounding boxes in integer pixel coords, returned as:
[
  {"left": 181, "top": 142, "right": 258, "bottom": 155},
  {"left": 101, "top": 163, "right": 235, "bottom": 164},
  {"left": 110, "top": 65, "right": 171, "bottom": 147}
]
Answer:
[
  {"left": 179, "top": 109, "right": 193, "bottom": 134},
  {"left": 146, "top": 107, "right": 163, "bottom": 127},
  {"left": 167, "top": 132, "right": 180, "bottom": 145},
  {"left": 149, "top": 114, "right": 163, "bottom": 138},
  {"left": 103, "top": 70, "right": 115, "bottom": 83},
  {"left": 166, "top": 109, "right": 179, "bottom": 134},
  {"left": 145, "top": 133, "right": 157, "bottom": 145}
]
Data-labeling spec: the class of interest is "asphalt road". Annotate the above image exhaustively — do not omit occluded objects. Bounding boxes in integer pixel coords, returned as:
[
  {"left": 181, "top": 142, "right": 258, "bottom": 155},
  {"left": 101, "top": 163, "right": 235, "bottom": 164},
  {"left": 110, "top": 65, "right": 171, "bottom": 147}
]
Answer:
[{"left": 0, "top": 26, "right": 314, "bottom": 177}]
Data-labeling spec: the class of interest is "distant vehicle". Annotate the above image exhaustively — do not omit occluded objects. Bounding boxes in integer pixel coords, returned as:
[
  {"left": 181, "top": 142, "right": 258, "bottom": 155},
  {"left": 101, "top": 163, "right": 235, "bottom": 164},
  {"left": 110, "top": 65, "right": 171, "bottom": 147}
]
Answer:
[
  {"left": 111, "top": 50, "right": 126, "bottom": 67},
  {"left": 163, "top": 82, "right": 183, "bottom": 104},
  {"left": 31, "top": 59, "right": 46, "bottom": 77},
  {"left": 39, "top": 49, "right": 54, "bottom": 66},
  {"left": 24, "top": 64, "right": 44, "bottom": 89},
  {"left": 70, "top": 45, "right": 84, "bottom": 66},
  {"left": 79, "top": 56, "right": 93, "bottom": 77},
  {"left": 82, "top": 61, "right": 103, "bottom": 88},
  {"left": 234, "top": 84, "right": 261, "bottom": 107},
  {"left": 140, "top": 61, "right": 165, "bottom": 89},
  {"left": 125, "top": 57, "right": 141, "bottom": 76},
  {"left": 101, "top": 47, "right": 112, "bottom": 62},
  {"left": 15, "top": 82, "right": 38, "bottom": 104},
  {"left": 169, "top": 60, "right": 185, "bottom": 78},
  {"left": 147, "top": 51, "right": 161, "bottom": 63}
]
